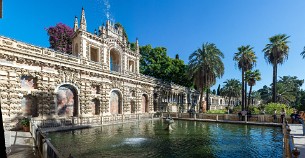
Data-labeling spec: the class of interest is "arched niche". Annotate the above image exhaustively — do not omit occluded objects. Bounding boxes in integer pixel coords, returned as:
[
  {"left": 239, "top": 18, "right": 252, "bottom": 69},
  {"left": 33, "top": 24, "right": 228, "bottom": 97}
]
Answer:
[
  {"left": 141, "top": 94, "right": 149, "bottom": 113},
  {"left": 56, "top": 84, "right": 78, "bottom": 117},
  {"left": 109, "top": 90, "right": 122, "bottom": 114}
]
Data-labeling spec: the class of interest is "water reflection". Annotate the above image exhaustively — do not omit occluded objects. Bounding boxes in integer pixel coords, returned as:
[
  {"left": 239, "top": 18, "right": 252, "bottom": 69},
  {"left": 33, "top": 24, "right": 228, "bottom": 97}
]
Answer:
[{"left": 48, "top": 120, "right": 282, "bottom": 158}]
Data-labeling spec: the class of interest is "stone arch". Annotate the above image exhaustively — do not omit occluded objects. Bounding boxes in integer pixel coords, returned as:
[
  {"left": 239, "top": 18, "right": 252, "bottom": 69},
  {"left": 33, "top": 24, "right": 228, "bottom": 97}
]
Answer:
[
  {"left": 55, "top": 84, "right": 79, "bottom": 117},
  {"left": 141, "top": 94, "right": 149, "bottom": 113},
  {"left": 109, "top": 89, "right": 123, "bottom": 114},
  {"left": 109, "top": 48, "right": 121, "bottom": 72}
]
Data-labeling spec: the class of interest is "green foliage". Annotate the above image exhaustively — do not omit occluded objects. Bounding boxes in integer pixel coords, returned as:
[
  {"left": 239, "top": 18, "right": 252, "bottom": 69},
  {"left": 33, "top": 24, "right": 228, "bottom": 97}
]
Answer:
[
  {"left": 139, "top": 45, "right": 192, "bottom": 87},
  {"left": 232, "top": 105, "right": 242, "bottom": 114},
  {"left": 258, "top": 76, "right": 304, "bottom": 106},
  {"left": 206, "top": 109, "right": 227, "bottom": 114},
  {"left": 217, "top": 84, "right": 221, "bottom": 95},
  {"left": 262, "top": 34, "right": 290, "bottom": 102},
  {"left": 248, "top": 106, "right": 260, "bottom": 114},
  {"left": 221, "top": 79, "right": 241, "bottom": 106},
  {"left": 263, "top": 102, "right": 293, "bottom": 114},
  {"left": 188, "top": 42, "right": 225, "bottom": 110},
  {"left": 20, "top": 118, "right": 30, "bottom": 127},
  {"left": 233, "top": 45, "right": 257, "bottom": 110}
]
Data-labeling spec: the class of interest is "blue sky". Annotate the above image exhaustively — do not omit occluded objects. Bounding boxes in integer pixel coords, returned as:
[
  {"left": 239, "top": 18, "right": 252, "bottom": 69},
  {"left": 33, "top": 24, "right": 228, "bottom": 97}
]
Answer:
[{"left": 1, "top": 0, "right": 305, "bottom": 91}]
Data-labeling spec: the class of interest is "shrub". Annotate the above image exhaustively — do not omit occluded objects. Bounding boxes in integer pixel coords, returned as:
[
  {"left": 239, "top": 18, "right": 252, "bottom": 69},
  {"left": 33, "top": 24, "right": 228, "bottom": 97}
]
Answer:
[
  {"left": 263, "top": 102, "right": 293, "bottom": 115},
  {"left": 207, "top": 109, "right": 227, "bottom": 114},
  {"left": 20, "top": 118, "right": 30, "bottom": 127}
]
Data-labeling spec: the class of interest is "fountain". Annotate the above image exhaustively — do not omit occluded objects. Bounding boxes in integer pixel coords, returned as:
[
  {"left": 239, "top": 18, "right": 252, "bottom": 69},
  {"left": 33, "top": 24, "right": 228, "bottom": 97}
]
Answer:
[{"left": 164, "top": 114, "right": 174, "bottom": 130}]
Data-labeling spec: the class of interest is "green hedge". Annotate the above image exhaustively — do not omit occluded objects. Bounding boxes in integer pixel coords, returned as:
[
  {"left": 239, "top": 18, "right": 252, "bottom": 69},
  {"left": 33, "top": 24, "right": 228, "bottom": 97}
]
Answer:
[{"left": 263, "top": 102, "right": 293, "bottom": 115}]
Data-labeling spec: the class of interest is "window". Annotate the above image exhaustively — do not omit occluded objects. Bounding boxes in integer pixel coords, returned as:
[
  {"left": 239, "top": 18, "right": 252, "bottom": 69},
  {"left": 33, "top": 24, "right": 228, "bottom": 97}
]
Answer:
[{"left": 90, "top": 46, "right": 99, "bottom": 62}]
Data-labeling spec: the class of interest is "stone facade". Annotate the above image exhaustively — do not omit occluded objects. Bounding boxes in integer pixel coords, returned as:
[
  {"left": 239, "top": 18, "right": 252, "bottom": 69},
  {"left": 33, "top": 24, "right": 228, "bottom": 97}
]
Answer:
[{"left": 0, "top": 9, "right": 199, "bottom": 122}]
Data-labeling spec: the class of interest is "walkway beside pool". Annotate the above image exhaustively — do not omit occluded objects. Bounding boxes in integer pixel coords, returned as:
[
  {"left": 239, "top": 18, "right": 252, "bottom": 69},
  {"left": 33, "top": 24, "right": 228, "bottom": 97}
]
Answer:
[{"left": 289, "top": 124, "right": 305, "bottom": 158}]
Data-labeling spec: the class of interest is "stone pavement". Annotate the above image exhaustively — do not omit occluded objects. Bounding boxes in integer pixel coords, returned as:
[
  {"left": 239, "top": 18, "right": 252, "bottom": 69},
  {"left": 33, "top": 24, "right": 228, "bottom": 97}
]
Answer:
[
  {"left": 289, "top": 124, "right": 305, "bottom": 158},
  {"left": 4, "top": 130, "right": 39, "bottom": 158}
]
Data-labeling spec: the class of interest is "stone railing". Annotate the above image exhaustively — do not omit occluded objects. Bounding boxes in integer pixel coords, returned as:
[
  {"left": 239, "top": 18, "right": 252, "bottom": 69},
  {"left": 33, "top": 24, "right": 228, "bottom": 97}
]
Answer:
[
  {"left": 30, "top": 121, "right": 64, "bottom": 158},
  {"left": 282, "top": 119, "right": 301, "bottom": 158}
]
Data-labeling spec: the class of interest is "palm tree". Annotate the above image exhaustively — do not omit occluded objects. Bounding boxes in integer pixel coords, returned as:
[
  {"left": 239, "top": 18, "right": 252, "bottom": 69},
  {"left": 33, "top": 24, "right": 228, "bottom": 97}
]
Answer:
[
  {"left": 263, "top": 34, "right": 290, "bottom": 103},
  {"left": 189, "top": 42, "right": 224, "bottom": 111},
  {"left": 300, "top": 46, "right": 305, "bottom": 58},
  {"left": 222, "top": 79, "right": 241, "bottom": 110},
  {"left": 245, "top": 69, "right": 261, "bottom": 110},
  {"left": 233, "top": 45, "right": 257, "bottom": 111}
]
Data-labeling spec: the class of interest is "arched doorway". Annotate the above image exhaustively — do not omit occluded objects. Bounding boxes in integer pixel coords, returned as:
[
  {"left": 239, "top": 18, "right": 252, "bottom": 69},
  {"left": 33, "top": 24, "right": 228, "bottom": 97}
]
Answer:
[
  {"left": 56, "top": 84, "right": 78, "bottom": 117},
  {"left": 110, "top": 90, "right": 122, "bottom": 114},
  {"left": 141, "top": 94, "right": 149, "bottom": 113},
  {"left": 110, "top": 49, "right": 121, "bottom": 72}
]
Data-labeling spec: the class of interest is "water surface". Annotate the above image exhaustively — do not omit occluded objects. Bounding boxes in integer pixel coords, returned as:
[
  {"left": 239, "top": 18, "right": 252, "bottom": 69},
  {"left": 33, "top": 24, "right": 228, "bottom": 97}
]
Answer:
[{"left": 48, "top": 119, "right": 282, "bottom": 158}]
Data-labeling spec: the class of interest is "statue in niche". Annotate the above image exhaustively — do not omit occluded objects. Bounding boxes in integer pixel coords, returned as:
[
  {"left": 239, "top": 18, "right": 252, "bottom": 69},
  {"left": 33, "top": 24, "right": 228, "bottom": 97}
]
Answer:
[{"left": 57, "top": 87, "right": 74, "bottom": 116}]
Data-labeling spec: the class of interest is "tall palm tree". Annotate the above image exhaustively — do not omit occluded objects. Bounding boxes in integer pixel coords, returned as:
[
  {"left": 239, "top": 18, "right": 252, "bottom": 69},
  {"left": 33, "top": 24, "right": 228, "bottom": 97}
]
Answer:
[
  {"left": 233, "top": 45, "right": 257, "bottom": 111},
  {"left": 189, "top": 42, "right": 224, "bottom": 111},
  {"left": 222, "top": 79, "right": 241, "bottom": 108},
  {"left": 245, "top": 69, "right": 261, "bottom": 110},
  {"left": 263, "top": 34, "right": 290, "bottom": 102}
]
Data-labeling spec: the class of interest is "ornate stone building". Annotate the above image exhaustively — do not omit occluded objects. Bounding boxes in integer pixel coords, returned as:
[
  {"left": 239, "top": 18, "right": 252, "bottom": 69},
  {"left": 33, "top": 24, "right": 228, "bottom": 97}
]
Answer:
[{"left": 0, "top": 8, "right": 199, "bottom": 122}]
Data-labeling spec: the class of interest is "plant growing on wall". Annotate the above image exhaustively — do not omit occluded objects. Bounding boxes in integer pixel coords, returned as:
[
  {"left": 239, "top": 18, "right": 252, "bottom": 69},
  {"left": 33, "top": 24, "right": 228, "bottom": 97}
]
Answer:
[{"left": 46, "top": 23, "right": 74, "bottom": 54}]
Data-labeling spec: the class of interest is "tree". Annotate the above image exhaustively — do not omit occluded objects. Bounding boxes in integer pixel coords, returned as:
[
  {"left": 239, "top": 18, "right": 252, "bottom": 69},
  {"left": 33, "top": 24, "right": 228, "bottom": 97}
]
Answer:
[
  {"left": 212, "top": 89, "right": 216, "bottom": 95},
  {"left": 258, "top": 85, "right": 272, "bottom": 104},
  {"left": 245, "top": 69, "right": 261, "bottom": 110},
  {"left": 221, "top": 79, "right": 241, "bottom": 108},
  {"left": 277, "top": 76, "right": 303, "bottom": 106},
  {"left": 263, "top": 34, "right": 290, "bottom": 102},
  {"left": 216, "top": 84, "right": 221, "bottom": 95},
  {"left": 46, "top": 23, "right": 74, "bottom": 54},
  {"left": 139, "top": 45, "right": 192, "bottom": 87},
  {"left": 189, "top": 42, "right": 224, "bottom": 111},
  {"left": 233, "top": 45, "right": 257, "bottom": 111}
]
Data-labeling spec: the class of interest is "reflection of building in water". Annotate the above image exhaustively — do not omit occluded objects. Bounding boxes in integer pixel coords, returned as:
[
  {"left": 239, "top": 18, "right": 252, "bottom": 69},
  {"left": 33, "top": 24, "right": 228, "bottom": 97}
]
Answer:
[{"left": 0, "top": 8, "right": 199, "bottom": 122}]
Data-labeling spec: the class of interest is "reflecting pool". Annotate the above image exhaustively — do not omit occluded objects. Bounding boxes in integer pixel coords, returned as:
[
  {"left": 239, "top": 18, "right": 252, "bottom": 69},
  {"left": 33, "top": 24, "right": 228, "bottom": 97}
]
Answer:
[{"left": 48, "top": 119, "right": 283, "bottom": 158}]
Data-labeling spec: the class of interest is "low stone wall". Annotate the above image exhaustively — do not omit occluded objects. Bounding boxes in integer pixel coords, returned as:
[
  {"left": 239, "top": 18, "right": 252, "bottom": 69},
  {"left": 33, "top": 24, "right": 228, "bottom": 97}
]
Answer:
[{"left": 165, "top": 112, "right": 293, "bottom": 123}]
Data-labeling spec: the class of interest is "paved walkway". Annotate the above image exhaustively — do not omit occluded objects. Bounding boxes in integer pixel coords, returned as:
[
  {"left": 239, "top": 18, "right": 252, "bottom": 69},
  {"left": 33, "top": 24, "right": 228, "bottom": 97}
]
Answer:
[
  {"left": 4, "top": 130, "right": 39, "bottom": 158},
  {"left": 289, "top": 124, "right": 305, "bottom": 158}
]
